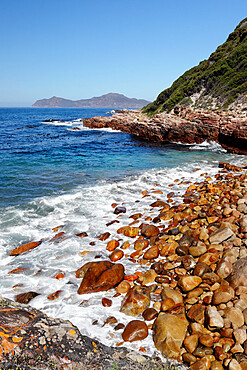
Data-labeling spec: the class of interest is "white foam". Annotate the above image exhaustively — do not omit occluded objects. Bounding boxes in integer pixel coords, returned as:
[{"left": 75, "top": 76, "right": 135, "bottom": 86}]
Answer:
[{"left": 0, "top": 162, "right": 244, "bottom": 359}]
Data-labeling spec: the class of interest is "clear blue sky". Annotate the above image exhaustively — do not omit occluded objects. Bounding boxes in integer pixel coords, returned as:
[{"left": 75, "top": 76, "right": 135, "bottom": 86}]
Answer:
[{"left": 1, "top": 0, "right": 247, "bottom": 106}]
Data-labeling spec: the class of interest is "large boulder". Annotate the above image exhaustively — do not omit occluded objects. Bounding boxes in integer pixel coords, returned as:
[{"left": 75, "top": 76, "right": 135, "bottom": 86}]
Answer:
[
  {"left": 77, "top": 261, "right": 124, "bottom": 294},
  {"left": 153, "top": 312, "right": 188, "bottom": 360},
  {"left": 120, "top": 285, "right": 150, "bottom": 316}
]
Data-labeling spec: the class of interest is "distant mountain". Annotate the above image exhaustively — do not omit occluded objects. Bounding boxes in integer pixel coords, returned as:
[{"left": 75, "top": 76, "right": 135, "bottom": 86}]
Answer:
[
  {"left": 143, "top": 18, "right": 247, "bottom": 114},
  {"left": 32, "top": 93, "right": 150, "bottom": 108}
]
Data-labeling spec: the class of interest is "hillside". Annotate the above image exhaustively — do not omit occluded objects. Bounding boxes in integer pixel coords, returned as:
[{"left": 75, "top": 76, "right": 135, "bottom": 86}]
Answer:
[
  {"left": 143, "top": 18, "right": 247, "bottom": 114},
  {"left": 32, "top": 93, "right": 150, "bottom": 108}
]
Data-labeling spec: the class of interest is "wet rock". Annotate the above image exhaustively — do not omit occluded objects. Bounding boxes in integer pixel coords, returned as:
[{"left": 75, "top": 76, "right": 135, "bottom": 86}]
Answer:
[
  {"left": 139, "top": 269, "right": 157, "bottom": 285},
  {"left": 189, "top": 242, "right": 207, "bottom": 257},
  {"left": 153, "top": 312, "right": 188, "bottom": 360},
  {"left": 123, "top": 226, "right": 139, "bottom": 237},
  {"left": 106, "top": 240, "right": 120, "bottom": 251},
  {"left": 102, "top": 298, "right": 112, "bottom": 307},
  {"left": 120, "top": 285, "right": 150, "bottom": 316},
  {"left": 143, "top": 245, "right": 159, "bottom": 259},
  {"left": 178, "top": 276, "right": 202, "bottom": 292},
  {"left": 114, "top": 206, "right": 126, "bottom": 214},
  {"left": 10, "top": 241, "right": 42, "bottom": 256},
  {"left": 209, "top": 227, "right": 235, "bottom": 244},
  {"left": 199, "top": 334, "right": 213, "bottom": 347},
  {"left": 161, "top": 287, "right": 183, "bottom": 305},
  {"left": 142, "top": 308, "right": 158, "bottom": 321},
  {"left": 150, "top": 200, "right": 169, "bottom": 208},
  {"left": 15, "top": 292, "right": 40, "bottom": 304},
  {"left": 194, "top": 262, "right": 211, "bottom": 277},
  {"left": 77, "top": 261, "right": 124, "bottom": 294},
  {"left": 109, "top": 249, "right": 124, "bottom": 262},
  {"left": 216, "top": 256, "right": 232, "bottom": 279},
  {"left": 97, "top": 232, "right": 111, "bottom": 241},
  {"left": 182, "top": 255, "right": 196, "bottom": 270},
  {"left": 140, "top": 224, "right": 159, "bottom": 238},
  {"left": 47, "top": 290, "right": 62, "bottom": 300},
  {"left": 134, "top": 239, "right": 149, "bottom": 251},
  {"left": 116, "top": 280, "right": 131, "bottom": 294},
  {"left": 122, "top": 320, "right": 148, "bottom": 342},
  {"left": 176, "top": 245, "right": 189, "bottom": 256}
]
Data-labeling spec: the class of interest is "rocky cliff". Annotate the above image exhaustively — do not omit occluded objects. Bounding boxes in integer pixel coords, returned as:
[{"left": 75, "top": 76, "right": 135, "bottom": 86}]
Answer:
[
  {"left": 143, "top": 18, "right": 247, "bottom": 114},
  {"left": 83, "top": 108, "right": 247, "bottom": 154},
  {"left": 32, "top": 93, "right": 150, "bottom": 108}
]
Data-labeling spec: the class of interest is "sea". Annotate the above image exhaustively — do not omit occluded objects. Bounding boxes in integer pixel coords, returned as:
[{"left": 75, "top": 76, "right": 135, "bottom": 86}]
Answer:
[{"left": 0, "top": 107, "right": 246, "bottom": 357}]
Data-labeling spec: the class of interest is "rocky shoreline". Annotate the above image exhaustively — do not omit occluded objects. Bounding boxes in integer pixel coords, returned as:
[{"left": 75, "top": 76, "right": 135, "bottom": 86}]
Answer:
[
  {"left": 83, "top": 107, "right": 247, "bottom": 155},
  {"left": 2, "top": 161, "right": 247, "bottom": 368}
]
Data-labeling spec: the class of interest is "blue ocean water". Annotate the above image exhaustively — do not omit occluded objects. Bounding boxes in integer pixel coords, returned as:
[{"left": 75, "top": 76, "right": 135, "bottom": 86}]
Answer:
[{"left": 0, "top": 107, "right": 241, "bottom": 209}]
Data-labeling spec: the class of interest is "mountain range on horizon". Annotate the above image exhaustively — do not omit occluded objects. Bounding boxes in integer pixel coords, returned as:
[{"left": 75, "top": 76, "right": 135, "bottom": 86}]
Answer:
[{"left": 32, "top": 93, "right": 150, "bottom": 108}]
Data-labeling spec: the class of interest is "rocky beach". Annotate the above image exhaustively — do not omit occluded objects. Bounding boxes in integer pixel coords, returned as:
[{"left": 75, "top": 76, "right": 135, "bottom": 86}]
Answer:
[{"left": 2, "top": 154, "right": 247, "bottom": 369}]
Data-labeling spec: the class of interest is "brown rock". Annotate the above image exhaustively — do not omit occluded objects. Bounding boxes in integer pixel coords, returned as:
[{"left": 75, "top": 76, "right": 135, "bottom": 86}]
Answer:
[
  {"left": 102, "top": 298, "right": 112, "bottom": 307},
  {"left": 212, "top": 284, "right": 234, "bottom": 305},
  {"left": 150, "top": 200, "right": 169, "bottom": 208},
  {"left": 189, "top": 242, "right": 207, "bottom": 257},
  {"left": 116, "top": 281, "right": 131, "bottom": 294},
  {"left": 142, "top": 308, "right": 158, "bottom": 321},
  {"left": 194, "top": 262, "right": 211, "bottom": 277},
  {"left": 143, "top": 245, "right": 159, "bottom": 259},
  {"left": 10, "top": 241, "right": 42, "bottom": 256},
  {"left": 216, "top": 256, "right": 232, "bottom": 279},
  {"left": 224, "top": 307, "right": 244, "bottom": 329},
  {"left": 122, "top": 320, "right": 148, "bottom": 342},
  {"left": 153, "top": 312, "right": 188, "bottom": 360},
  {"left": 109, "top": 249, "right": 124, "bottom": 262},
  {"left": 141, "top": 224, "right": 159, "bottom": 238},
  {"left": 123, "top": 227, "right": 139, "bottom": 237},
  {"left": 120, "top": 285, "right": 150, "bottom": 316},
  {"left": 199, "top": 334, "right": 214, "bottom": 347},
  {"left": 161, "top": 287, "right": 183, "bottom": 305},
  {"left": 187, "top": 304, "right": 205, "bottom": 324},
  {"left": 106, "top": 240, "right": 119, "bottom": 251},
  {"left": 178, "top": 276, "right": 202, "bottom": 292},
  {"left": 77, "top": 261, "right": 124, "bottom": 294},
  {"left": 209, "top": 227, "right": 235, "bottom": 244},
  {"left": 97, "top": 232, "right": 111, "bottom": 241},
  {"left": 15, "top": 292, "right": 40, "bottom": 304},
  {"left": 183, "top": 334, "right": 199, "bottom": 353},
  {"left": 134, "top": 239, "right": 149, "bottom": 251},
  {"left": 139, "top": 269, "right": 157, "bottom": 285},
  {"left": 228, "top": 257, "right": 247, "bottom": 289}
]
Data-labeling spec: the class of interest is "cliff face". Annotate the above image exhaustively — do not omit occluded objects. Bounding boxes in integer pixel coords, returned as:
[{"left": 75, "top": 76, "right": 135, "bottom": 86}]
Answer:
[
  {"left": 32, "top": 93, "right": 150, "bottom": 108},
  {"left": 83, "top": 108, "right": 247, "bottom": 155},
  {"left": 143, "top": 18, "right": 247, "bottom": 114}
]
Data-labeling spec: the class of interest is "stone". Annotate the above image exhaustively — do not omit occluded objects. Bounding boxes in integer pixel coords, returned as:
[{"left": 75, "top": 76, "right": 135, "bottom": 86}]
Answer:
[
  {"left": 15, "top": 292, "right": 40, "bottom": 304},
  {"left": 122, "top": 320, "right": 148, "bottom": 342},
  {"left": 183, "top": 334, "right": 199, "bottom": 353},
  {"left": 212, "top": 285, "right": 235, "bottom": 305},
  {"left": 114, "top": 206, "right": 126, "bottom": 214},
  {"left": 190, "top": 360, "right": 207, "bottom": 370},
  {"left": 123, "top": 227, "right": 139, "bottom": 237},
  {"left": 216, "top": 256, "right": 232, "bottom": 279},
  {"left": 77, "top": 261, "right": 124, "bottom": 294},
  {"left": 47, "top": 290, "right": 62, "bottom": 300},
  {"left": 209, "top": 227, "right": 235, "bottom": 244},
  {"left": 233, "top": 328, "right": 246, "bottom": 344},
  {"left": 182, "top": 255, "right": 196, "bottom": 270},
  {"left": 116, "top": 281, "right": 131, "bottom": 294},
  {"left": 150, "top": 200, "right": 169, "bottom": 208},
  {"left": 10, "top": 241, "right": 42, "bottom": 256},
  {"left": 228, "top": 359, "right": 242, "bottom": 370},
  {"left": 199, "top": 334, "right": 213, "bottom": 347},
  {"left": 153, "top": 312, "right": 188, "bottom": 360},
  {"left": 178, "top": 276, "right": 202, "bottom": 292},
  {"left": 143, "top": 245, "right": 159, "bottom": 259},
  {"left": 134, "top": 239, "right": 149, "bottom": 251},
  {"left": 224, "top": 307, "right": 244, "bottom": 329},
  {"left": 194, "top": 262, "right": 211, "bottom": 276},
  {"left": 97, "top": 232, "right": 111, "bottom": 241},
  {"left": 210, "top": 361, "right": 224, "bottom": 370},
  {"left": 228, "top": 257, "right": 247, "bottom": 289},
  {"left": 142, "top": 308, "right": 158, "bottom": 321},
  {"left": 109, "top": 249, "right": 124, "bottom": 262},
  {"left": 120, "top": 285, "right": 150, "bottom": 316},
  {"left": 189, "top": 242, "right": 207, "bottom": 257},
  {"left": 106, "top": 240, "right": 119, "bottom": 251},
  {"left": 161, "top": 287, "right": 183, "bottom": 305},
  {"left": 140, "top": 224, "right": 159, "bottom": 238},
  {"left": 187, "top": 304, "right": 205, "bottom": 324},
  {"left": 205, "top": 306, "right": 224, "bottom": 329},
  {"left": 102, "top": 298, "right": 112, "bottom": 307},
  {"left": 139, "top": 269, "right": 157, "bottom": 285}
]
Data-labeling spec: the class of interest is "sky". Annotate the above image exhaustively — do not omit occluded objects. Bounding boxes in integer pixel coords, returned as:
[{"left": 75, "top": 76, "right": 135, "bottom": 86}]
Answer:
[{"left": 0, "top": 0, "right": 247, "bottom": 106}]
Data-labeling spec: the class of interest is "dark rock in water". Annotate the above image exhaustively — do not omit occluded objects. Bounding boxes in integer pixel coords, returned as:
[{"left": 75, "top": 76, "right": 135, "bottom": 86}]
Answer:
[
  {"left": 77, "top": 261, "right": 124, "bottom": 294},
  {"left": 114, "top": 206, "right": 126, "bottom": 215},
  {"left": 0, "top": 297, "right": 180, "bottom": 369},
  {"left": 15, "top": 292, "right": 40, "bottom": 304},
  {"left": 122, "top": 320, "right": 148, "bottom": 342}
]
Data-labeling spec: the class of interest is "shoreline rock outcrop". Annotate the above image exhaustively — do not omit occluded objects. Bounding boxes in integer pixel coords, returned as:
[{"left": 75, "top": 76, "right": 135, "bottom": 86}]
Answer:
[{"left": 83, "top": 107, "right": 247, "bottom": 155}]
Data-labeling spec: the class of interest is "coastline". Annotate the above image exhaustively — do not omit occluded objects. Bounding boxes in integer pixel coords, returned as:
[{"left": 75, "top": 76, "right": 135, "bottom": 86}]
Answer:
[
  {"left": 83, "top": 107, "right": 247, "bottom": 155},
  {"left": 1, "top": 159, "right": 247, "bottom": 368}
]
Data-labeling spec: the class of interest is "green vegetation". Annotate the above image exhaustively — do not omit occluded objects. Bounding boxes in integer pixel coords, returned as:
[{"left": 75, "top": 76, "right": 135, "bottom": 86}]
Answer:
[{"left": 143, "top": 18, "right": 247, "bottom": 114}]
